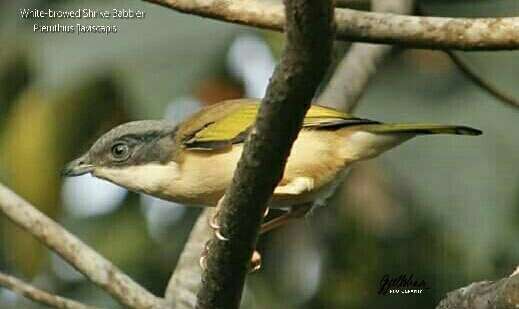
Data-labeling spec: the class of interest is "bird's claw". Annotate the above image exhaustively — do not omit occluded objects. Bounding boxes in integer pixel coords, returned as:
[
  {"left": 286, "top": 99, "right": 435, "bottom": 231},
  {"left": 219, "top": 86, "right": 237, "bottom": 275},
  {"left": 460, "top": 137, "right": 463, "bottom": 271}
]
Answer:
[
  {"left": 215, "top": 229, "right": 229, "bottom": 241},
  {"left": 263, "top": 207, "right": 270, "bottom": 218},
  {"left": 209, "top": 210, "right": 221, "bottom": 230},
  {"left": 199, "top": 255, "right": 207, "bottom": 270},
  {"left": 209, "top": 207, "right": 229, "bottom": 241},
  {"left": 199, "top": 241, "right": 210, "bottom": 270},
  {"left": 202, "top": 199, "right": 265, "bottom": 271},
  {"left": 199, "top": 242, "right": 262, "bottom": 272},
  {"left": 249, "top": 250, "right": 262, "bottom": 273}
]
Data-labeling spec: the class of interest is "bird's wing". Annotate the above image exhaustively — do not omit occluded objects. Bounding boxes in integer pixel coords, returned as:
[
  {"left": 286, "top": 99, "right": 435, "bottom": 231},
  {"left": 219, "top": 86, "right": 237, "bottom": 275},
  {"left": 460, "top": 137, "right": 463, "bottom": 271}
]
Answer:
[
  {"left": 180, "top": 99, "right": 258, "bottom": 150},
  {"left": 302, "top": 104, "right": 379, "bottom": 128},
  {"left": 181, "top": 99, "right": 377, "bottom": 150}
]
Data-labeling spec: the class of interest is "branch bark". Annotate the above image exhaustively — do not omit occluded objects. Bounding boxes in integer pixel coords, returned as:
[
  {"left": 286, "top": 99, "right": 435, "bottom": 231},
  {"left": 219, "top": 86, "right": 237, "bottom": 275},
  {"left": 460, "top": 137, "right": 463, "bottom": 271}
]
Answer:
[
  {"left": 0, "top": 183, "right": 164, "bottom": 309},
  {"left": 145, "top": 0, "right": 519, "bottom": 50},
  {"left": 436, "top": 271, "right": 519, "bottom": 309},
  {"left": 195, "top": 0, "right": 335, "bottom": 308},
  {"left": 0, "top": 272, "right": 99, "bottom": 309}
]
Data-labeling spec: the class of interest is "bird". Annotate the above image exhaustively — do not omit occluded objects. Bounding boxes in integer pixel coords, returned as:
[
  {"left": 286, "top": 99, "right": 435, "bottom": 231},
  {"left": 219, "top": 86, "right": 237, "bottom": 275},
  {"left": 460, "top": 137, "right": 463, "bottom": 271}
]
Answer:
[{"left": 63, "top": 98, "right": 481, "bottom": 269}]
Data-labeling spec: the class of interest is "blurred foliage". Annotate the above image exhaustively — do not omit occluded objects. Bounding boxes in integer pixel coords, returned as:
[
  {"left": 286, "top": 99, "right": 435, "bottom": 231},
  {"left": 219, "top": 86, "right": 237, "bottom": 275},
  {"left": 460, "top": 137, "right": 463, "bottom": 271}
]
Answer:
[
  {"left": 0, "top": 67, "right": 130, "bottom": 276},
  {"left": 0, "top": 0, "right": 518, "bottom": 308},
  {"left": 0, "top": 49, "right": 32, "bottom": 131}
]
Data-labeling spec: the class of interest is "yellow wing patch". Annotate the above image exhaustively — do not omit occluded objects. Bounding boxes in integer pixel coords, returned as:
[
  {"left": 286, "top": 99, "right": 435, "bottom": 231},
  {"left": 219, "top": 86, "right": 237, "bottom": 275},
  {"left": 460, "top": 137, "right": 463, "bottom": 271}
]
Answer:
[
  {"left": 186, "top": 103, "right": 259, "bottom": 144},
  {"left": 303, "top": 105, "right": 353, "bottom": 127},
  {"left": 184, "top": 100, "right": 359, "bottom": 149}
]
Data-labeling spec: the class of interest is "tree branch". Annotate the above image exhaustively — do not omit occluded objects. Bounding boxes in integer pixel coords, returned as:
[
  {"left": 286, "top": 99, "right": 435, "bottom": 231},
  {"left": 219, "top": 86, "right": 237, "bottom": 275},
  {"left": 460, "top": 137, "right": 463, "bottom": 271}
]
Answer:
[
  {"left": 0, "top": 272, "right": 99, "bottom": 309},
  {"left": 144, "top": 0, "right": 519, "bottom": 50},
  {"left": 436, "top": 270, "right": 519, "bottom": 309},
  {"left": 319, "top": 0, "right": 414, "bottom": 112},
  {"left": 195, "top": 0, "right": 335, "bottom": 308},
  {"left": 0, "top": 183, "right": 164, "bottom": 309}
]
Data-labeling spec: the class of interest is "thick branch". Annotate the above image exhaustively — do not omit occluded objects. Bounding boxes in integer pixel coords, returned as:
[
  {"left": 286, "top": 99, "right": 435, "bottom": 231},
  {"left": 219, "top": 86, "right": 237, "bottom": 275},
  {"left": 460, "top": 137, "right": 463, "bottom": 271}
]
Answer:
[
  {"left": 0, "top": 272, "right": 98, "bottom": 309},
  {"left": 195, "top": 0, "right": 335, "bottom": 308},
  {"left": 145, "top": 0, "right": 519, "bottom": 50},
  {"left": 0, "top": 183, "right": 163, "bottom": 309},
  {"left": 436, "top": 271, "right": 519, "bottom": 309}
]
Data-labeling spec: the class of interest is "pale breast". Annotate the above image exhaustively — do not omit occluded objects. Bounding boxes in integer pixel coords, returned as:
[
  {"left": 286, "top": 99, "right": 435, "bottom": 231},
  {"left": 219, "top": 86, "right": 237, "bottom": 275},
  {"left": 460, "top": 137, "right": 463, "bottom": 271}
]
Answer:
[{"left": 166, "top": 145, "right": 242, "bottom": 205}]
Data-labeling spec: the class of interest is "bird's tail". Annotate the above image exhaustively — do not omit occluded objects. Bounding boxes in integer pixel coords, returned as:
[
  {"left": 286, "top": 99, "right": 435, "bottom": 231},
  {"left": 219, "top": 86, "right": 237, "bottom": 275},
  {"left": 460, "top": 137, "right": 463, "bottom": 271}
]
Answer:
[
  {"left": 360, "top": 123, "right": 482, "bottom": 136},
  {"left": 340, "top": 123, "right": 482, "bottom": 161}
]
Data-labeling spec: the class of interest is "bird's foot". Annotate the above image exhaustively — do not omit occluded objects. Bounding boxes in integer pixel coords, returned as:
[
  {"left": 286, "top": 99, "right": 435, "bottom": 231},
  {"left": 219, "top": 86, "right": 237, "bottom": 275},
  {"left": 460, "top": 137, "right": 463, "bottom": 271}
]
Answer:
[
  {"left": 250, "top": 250, "right": 262, "bottom": 273},
  {"left": 202, "top": 199, "right": 269, "bottom": 271},
  {"left": 199, "top": 241, "right": 262, "bottom": 273},
  {"left": 260, "top": 203, "right": 312, "bottom": 235},
  {"left": 209, "top": 200, "right": 270, "bottom": 241},
  {"left": 208, "top": 199, "right": 229, "bottom": 241},
  {"left": 199, "top": 242, "right": 209, "bottom": 270}
]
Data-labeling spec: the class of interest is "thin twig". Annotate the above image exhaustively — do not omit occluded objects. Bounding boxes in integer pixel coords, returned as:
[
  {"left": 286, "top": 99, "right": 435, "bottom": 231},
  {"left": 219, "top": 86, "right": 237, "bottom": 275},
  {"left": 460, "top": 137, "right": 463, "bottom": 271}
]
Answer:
[
  {"left": 446, "top": 50, "right": 519, "bottom": 109},
  {"left": 0, "top": 272, "right": 99, "bottom": 309},
  {"left": 0, "top": 183, "right": 164, "bottom": 309},
  {"left": 195, "top": 0, "right": 335, "bottom": 308},
  {"left": 144, "top": 0, "right": 519, "bottom": 50}
]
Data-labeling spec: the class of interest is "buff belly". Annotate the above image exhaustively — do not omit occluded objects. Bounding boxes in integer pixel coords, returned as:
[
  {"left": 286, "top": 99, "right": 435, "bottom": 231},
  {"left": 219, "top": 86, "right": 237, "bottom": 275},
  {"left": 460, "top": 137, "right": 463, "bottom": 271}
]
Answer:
[{"left": 165, "top": 130, "right": 351, "bottom": 207}]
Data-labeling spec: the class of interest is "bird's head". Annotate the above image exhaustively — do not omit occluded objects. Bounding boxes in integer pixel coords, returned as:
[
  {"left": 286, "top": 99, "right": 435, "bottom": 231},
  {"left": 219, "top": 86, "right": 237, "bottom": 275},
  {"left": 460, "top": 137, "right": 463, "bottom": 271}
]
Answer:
[{"left": 63, "top": 120, "right": 180, "bottom": 195}]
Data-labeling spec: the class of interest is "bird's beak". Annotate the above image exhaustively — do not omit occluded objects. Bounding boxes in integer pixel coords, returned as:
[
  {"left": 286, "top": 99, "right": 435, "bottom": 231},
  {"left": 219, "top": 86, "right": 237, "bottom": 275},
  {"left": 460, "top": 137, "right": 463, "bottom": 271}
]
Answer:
[{"left": 62, "top": 154, "right": 95, "bottom": 177}]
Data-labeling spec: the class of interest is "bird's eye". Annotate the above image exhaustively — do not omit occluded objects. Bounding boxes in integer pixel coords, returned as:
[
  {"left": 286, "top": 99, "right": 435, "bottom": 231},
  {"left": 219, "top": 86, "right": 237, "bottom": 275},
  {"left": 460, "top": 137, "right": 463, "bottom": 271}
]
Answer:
[{"left": 111, "top": 143, "right": 130, "bottom": 161}]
